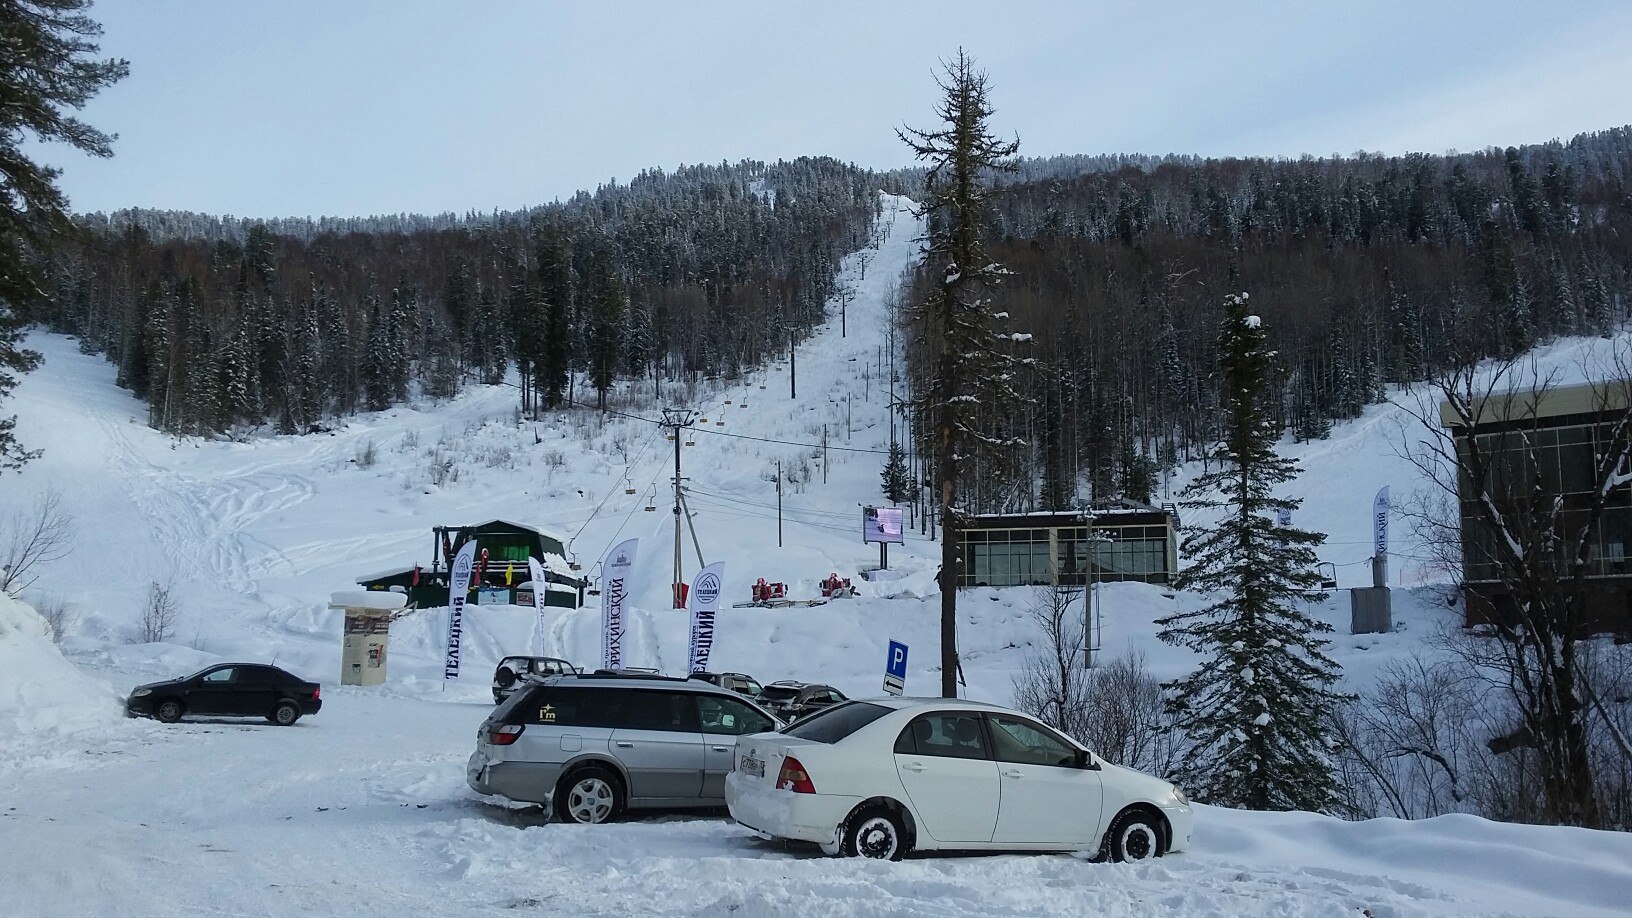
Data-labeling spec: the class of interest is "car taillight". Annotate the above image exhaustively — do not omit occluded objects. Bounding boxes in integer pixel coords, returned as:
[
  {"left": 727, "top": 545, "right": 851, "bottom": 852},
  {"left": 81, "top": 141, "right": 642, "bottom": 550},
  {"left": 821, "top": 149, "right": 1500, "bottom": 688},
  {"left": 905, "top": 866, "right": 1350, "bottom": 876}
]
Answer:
[
  {"left": 312, "top": 686, "right": 321, "bottom": 699},
  {"left": 776, "top": 755, "right": 815, "bottom": 793},
  {"left": 488, "top": 724, "right": 524, "bottom": 746}
]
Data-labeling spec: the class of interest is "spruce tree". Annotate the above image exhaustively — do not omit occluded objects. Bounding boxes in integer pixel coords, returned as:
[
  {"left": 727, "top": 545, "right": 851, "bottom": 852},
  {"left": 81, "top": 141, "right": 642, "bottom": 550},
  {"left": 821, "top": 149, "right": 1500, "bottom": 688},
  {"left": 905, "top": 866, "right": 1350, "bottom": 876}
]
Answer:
[
  {"left": 0, "top": 0, "right": 127, "bottom": 470},
  {"left": 534, "top": 225, "right": 572, "bottom": 408},
  {"left": 880, "top": 440, "right": 912, "bottom": 505},
  {"left": 1157, "top": 292, "right": 1347, "bottom": 814}
]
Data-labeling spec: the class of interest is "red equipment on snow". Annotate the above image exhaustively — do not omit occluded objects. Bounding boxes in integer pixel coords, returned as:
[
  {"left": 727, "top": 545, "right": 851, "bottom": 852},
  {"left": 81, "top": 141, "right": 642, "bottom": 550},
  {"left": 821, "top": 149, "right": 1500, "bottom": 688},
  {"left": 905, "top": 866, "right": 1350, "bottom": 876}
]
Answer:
[{"left": 819, "top": 573, "right": 856, "bottom": 599}]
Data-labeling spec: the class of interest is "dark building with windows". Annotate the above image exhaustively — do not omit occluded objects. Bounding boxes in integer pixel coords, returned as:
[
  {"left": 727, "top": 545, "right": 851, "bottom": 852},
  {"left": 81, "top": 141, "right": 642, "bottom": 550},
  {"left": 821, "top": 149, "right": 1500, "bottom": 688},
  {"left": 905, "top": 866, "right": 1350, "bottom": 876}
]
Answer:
[
  {"left": 1441, "top": 382, "right": 1632, "bottom": 634},
  {"left": 956, "top": 502, "right": 1180, "bottom": 588}
]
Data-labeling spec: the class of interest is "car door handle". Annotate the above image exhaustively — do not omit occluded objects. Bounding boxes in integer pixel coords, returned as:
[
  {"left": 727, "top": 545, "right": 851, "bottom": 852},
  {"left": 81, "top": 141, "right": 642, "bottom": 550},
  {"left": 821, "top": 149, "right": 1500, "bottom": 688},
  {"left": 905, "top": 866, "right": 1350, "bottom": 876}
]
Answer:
[
  {"left": 615, "top": 741, "right": 635, "bottom": 748},
  {"left": 901, "top": 761, "right": 926, "bottom": 773},
  {"left": 711, "top": 745, "right": 730, "bottom": 752},
  {"left": 1003, "top": 769, "right": 1025, "bottom": 779}
]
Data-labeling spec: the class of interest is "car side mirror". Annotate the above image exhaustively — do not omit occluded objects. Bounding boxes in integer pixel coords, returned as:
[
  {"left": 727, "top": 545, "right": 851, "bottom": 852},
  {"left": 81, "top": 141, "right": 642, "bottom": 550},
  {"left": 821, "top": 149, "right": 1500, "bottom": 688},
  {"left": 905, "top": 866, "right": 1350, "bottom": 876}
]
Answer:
[{"left": 1076, "top": 750, "right": 1097, "bottom": 770}]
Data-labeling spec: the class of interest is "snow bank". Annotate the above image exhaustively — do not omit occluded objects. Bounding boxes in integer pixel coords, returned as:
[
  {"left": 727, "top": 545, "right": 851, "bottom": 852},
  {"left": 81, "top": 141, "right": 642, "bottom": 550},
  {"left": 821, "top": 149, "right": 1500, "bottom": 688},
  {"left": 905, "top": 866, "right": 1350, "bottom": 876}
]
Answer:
[{"left": 0, "top": 592, "right": 123, "bottom": 757}]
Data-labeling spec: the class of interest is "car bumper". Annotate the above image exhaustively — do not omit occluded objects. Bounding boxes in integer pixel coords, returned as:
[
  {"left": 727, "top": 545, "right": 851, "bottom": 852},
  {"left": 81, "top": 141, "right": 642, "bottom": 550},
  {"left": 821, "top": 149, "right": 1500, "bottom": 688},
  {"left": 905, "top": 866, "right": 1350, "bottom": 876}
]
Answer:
[
  {"left": 1162, "top": 802, "right": 1194, "bottom": 853},
  {"left": 124, "top": 696, "right": 154, "bottom": 717},
  {"left": 302, "top": 698, "right": 323, "bottom": 715},
  {"left": 466, "top": 751, "right": 563, "bottom": 805},
  {"left": 724, "top": 771, "right": 860, "bottom": 846}
]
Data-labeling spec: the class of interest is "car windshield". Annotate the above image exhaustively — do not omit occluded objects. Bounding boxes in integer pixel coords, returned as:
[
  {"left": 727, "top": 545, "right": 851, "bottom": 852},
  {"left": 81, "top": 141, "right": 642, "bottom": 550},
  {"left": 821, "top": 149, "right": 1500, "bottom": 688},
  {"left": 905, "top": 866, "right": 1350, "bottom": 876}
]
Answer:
[
  {"left": 782, "top": 701, "right": 891, "bottom": 743},
  {"left": 741, "top": 678, "right": 764, "bottom": 695},
  {"left": 760, "top": 685, "right": 801, "bottom": 701}
]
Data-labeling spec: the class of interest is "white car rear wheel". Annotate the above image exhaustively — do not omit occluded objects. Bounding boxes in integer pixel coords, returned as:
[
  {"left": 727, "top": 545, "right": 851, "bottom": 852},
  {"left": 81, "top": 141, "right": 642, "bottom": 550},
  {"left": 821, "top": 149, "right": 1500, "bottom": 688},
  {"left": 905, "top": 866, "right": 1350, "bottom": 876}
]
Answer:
[{"left": 843, "top": 808, "right": 907, "bottom": 861}]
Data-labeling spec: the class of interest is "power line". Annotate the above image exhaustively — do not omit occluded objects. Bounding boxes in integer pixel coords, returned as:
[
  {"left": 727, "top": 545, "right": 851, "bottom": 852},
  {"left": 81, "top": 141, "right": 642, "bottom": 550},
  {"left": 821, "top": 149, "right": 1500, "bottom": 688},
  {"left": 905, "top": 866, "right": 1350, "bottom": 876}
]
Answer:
[{"left": 600, "top": 406, "right": 890, "bottom": 455}]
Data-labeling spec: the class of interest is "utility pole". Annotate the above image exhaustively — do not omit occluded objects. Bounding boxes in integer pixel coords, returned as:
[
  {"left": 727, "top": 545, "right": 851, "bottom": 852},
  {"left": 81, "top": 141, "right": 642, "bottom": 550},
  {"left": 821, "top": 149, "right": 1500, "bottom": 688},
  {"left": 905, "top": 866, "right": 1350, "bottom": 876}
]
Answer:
[
  {"left": 846, "top": 394, "right": 852, "bottom": 441},
  {"left": 789, "top": 324, "right": 797, "bottom": 399},
  {"left": 822, "top": 424, "right": 828, "bottom": 484},
  {"left": 776, "top": 460, "right": 783, "bottom": 548},
  {"left": 659, "top": 407, "right": 697, "bottom": 608}
]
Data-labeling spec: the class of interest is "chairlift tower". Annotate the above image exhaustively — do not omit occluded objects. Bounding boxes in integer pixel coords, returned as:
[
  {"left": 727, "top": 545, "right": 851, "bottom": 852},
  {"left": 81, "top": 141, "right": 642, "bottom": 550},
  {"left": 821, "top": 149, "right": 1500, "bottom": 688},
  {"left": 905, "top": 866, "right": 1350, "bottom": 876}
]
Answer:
[{"left": 660, "top": 407, "right": 700, "bottom": 608}]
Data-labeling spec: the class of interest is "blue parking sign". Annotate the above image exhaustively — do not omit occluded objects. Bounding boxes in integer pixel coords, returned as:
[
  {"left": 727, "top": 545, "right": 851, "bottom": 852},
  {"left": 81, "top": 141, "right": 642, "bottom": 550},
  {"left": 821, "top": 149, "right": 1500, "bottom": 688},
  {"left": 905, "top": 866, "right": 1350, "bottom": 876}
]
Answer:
[{"left": 883, "top": 640, "right": 908, "bottom": 695}]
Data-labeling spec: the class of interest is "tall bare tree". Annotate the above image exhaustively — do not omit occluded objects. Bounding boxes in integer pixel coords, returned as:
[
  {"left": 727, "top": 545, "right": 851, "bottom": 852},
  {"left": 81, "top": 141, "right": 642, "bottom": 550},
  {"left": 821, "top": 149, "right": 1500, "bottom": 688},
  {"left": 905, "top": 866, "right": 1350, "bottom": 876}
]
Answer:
[
  {"left": 898, "top": 50, "right": 1024, "bottom": 697},
  {"left": 1404, "top": 350, "right": 1632, "bottom": 827}
]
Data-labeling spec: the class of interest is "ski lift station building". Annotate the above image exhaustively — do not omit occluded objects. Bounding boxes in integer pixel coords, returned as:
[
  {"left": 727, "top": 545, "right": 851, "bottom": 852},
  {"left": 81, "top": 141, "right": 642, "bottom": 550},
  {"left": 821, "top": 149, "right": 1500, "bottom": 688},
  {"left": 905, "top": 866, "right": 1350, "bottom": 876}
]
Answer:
[
  {"left": 355, "top": 519, "right": 586, "bottom": 609},
  {"left": 1440, "top": 380, "right": 1632, "bottom": 635},
  {"left": 955, "top": 501, "right": 1180, "bottom": 588}
]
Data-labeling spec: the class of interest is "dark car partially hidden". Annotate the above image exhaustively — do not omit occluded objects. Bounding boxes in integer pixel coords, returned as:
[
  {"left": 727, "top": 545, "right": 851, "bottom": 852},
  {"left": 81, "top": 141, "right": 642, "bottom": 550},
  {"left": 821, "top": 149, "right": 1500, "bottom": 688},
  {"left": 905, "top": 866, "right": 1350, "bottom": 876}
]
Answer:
[
  {"left": 758, "top": 681, "right": 847, "bottom": 721},
  {"left": 126, "top": 663, "right": 322, "bottom": 726}
]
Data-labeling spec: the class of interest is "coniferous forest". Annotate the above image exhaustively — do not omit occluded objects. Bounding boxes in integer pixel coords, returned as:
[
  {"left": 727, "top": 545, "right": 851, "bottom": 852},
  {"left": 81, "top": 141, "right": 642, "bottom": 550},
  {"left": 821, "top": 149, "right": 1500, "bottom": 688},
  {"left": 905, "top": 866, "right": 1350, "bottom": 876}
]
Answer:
[
  {"left": 22, "top": 128, "right": 1632, "bottom": 520},
  {"left": 24, "top": 158, "right": 876, "bottom": 435},
  {"left": 896, "top": 128, "right": 1632, "bottom": 513}
]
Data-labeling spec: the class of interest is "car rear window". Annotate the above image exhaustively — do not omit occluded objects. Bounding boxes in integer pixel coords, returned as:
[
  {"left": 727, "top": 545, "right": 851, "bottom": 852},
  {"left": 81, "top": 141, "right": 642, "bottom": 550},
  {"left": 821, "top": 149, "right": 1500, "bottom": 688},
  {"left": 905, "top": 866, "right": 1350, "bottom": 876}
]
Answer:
[
  {"left": 760, "top": 685, "right": 801, "bottom": 701},
  {"left": 782, "top": 701, "right": 891, "bottom": 743}
]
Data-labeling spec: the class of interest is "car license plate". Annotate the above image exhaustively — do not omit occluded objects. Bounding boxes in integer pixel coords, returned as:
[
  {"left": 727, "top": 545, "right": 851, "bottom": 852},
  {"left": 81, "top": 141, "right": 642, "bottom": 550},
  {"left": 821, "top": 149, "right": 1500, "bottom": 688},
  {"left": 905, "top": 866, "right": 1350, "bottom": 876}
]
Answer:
[{"left": 741, "top": 754, "right": 764, "bottom": 778}]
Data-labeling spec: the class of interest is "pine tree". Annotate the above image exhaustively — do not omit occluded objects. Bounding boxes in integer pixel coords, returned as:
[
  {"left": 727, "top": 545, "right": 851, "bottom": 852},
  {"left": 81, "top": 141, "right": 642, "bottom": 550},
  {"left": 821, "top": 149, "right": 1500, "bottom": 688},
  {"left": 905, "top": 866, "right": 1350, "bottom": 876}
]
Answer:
[
  {"left": 1156, "top": 292, "right": 1347, "bottom": 813},
  {"left": 585, "top": 248, "right": 624, "bottom": 410},
  {"left": 0, "top": 0, "right": 127, "bottom": 470},
  {"left": 363, "top": 295, "right": 393, "bottom": 412},
  {"left": 534, "top": 225, "right": 572, "bottom": 409},
  {"left": 880, "top": 440, "right": 912, "bottom": 504},
  {"left": 898, "top": 49, "right": 1024, "bottom": 697}
]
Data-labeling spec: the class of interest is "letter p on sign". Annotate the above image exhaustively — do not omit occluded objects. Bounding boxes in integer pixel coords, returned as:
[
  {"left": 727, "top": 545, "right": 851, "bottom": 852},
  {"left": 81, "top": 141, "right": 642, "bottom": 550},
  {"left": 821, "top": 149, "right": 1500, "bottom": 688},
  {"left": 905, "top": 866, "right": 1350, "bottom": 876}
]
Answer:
[{"left": 883, "top": 640, "right": 908, "bottom": 695}]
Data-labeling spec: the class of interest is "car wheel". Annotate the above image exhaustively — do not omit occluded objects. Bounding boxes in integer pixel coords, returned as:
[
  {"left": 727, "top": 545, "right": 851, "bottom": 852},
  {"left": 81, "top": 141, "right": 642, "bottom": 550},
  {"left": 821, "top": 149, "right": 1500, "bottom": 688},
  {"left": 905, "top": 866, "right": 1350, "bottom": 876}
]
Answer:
[
  {"left": 155, "top": 700, "right": 184, "bottom": 724},
  {"left": 843, "top": 807, "right": 907, "bottom": 861},
  {"left": 494, "top": 668, "right": 518, "bottom": 689},
  {"left": 270, "top": 702, "right": 300, "bottom": 726},
  {"left": 1103, "top": 809, "right": 1164, "bottom": 863},
  {"left": 556, "top": 766, "right": 623, "bottom": 825}
]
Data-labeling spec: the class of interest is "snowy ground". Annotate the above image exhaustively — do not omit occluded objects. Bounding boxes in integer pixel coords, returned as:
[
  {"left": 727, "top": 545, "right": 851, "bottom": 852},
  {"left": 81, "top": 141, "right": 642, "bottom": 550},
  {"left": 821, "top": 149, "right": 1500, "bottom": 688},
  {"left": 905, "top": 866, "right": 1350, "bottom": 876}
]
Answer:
[{"left": 5, "top": 194, "right": 1632, "bottom": 915}]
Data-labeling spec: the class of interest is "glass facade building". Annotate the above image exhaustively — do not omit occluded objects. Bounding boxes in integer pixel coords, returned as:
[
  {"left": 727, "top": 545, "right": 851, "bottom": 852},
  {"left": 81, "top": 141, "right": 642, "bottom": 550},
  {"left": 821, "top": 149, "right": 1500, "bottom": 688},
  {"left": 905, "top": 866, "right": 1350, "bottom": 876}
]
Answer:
[
  {"left": 956, "top": 507, "right": 1179, "bottom": 588},
  {"left": 1442, "top": 381, "right": 1632, "bottom": 634}
]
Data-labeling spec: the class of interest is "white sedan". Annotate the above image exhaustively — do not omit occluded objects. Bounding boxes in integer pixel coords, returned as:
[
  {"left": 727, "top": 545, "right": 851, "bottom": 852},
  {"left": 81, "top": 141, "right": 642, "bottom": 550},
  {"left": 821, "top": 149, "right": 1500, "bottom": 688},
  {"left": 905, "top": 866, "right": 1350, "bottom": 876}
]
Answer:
[{"left": 725, "top": 697, "right": 1192, "bottom": 861}]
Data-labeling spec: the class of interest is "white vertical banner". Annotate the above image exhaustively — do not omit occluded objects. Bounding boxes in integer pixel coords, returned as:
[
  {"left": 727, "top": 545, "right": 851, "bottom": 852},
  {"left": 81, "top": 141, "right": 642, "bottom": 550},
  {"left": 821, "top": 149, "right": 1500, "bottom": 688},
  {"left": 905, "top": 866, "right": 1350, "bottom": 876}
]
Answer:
[
  {"left": 1373, "top": 486, "right": 1390, "bottom": 558},
  {"left": 600, "top": 539, "right": 639, "bottom": 671},
  {"left": 688, "top": 562, "right": 725, "bottom": 673},
  {"left": 528, "top": 557, "right": 547, "bottom": 657},
  {"left": 444, "top": 541, "right": 478, "bottom": 683}
]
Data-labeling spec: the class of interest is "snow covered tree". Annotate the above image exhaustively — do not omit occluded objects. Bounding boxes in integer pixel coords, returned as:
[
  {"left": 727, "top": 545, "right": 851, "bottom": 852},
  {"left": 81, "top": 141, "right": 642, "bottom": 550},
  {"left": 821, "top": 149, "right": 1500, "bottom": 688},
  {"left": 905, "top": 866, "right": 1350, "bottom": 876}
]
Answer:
[
  {"left": 584, "top": 248, "right": 624, "bottom": 410},
  {"left": 1157, "top": 292, "right": 1347, "bottom": 813},
  {"left": 1405, "top": 354, "right": 1632, "bottom": 828},
  {"left": 0, "top": 0, "right": 127, "bottom": 470},
  {"left": 899, "top": 49, "right": 1024, "bottom": 697},
  {"left": 533, "top": 225, "right": 572, "bottom": 409},
  {"left": 880, "top": 440, "right": 912, "bottom": 505}
]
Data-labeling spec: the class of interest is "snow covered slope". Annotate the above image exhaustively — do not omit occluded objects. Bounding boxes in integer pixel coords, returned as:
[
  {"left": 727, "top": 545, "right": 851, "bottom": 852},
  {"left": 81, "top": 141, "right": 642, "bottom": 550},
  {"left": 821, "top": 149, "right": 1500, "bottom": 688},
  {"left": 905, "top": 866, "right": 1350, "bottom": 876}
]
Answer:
[{"left": 4, "top": 193, "right": 1632, "bottom": 916}]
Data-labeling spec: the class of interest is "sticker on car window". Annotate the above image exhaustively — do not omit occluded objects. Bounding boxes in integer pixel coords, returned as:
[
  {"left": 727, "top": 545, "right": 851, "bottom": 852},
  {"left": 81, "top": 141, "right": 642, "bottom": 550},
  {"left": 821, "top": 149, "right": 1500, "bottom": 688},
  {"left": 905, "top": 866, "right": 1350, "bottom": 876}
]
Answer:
[{"left": 539, "top": 704, "right": 556, "bottom": 723}]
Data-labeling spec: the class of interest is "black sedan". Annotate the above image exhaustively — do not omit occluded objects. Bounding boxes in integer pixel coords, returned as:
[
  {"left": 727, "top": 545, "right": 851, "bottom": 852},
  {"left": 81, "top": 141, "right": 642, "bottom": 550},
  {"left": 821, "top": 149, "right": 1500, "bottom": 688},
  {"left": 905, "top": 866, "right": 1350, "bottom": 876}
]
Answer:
[
  {"left": 126, "top": 663, "right": 322, "bottom": 726},
  {"left": 757, "top": 681, "right": 847, "bottom": 721}
]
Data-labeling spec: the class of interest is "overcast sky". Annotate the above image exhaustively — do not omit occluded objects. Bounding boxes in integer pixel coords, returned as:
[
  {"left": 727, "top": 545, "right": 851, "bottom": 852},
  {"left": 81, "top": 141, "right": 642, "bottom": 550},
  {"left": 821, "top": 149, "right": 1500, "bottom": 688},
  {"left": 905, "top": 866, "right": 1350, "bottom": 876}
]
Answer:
[{"left": 42, "top": 0, "right": 1632, "bottom": 219}]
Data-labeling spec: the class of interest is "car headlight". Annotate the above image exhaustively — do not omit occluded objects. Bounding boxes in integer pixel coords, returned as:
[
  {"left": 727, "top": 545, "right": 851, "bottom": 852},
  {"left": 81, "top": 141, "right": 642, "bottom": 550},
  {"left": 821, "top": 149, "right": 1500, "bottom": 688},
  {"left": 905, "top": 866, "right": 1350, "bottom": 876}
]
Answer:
[
  {"left": 131, "top": 688, "right": 152, "bottom": 697},
  {"left": 1171, "top": 785, "right": 1188, "bottom": 806}
]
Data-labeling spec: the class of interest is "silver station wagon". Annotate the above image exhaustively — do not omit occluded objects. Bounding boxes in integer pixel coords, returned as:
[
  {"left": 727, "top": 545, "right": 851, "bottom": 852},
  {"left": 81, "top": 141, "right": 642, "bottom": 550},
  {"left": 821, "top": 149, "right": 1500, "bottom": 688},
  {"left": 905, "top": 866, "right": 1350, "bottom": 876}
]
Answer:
[{"left": 467, "top": 673, "right": 782, "bottom": 823}]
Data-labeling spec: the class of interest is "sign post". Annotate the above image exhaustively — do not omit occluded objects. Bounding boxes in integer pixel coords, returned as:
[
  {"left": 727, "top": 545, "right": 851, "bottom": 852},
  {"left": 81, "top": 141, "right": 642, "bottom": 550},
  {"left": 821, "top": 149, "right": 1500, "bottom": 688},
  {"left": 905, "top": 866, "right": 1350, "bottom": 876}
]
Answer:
[
  {"left": 883, "top": 640, "right": 908, "bottom": 696},
  {"left": 863, "top": 506, "right": 905, "bottom": 571}
]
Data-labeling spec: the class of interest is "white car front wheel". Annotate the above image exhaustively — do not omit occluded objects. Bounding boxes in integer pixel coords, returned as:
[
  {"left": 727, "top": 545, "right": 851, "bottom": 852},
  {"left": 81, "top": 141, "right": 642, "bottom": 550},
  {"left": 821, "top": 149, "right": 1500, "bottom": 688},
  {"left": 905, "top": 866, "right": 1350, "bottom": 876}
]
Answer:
[{"left": 1105, "top": 810, "right": 1164, "bottom": 862}]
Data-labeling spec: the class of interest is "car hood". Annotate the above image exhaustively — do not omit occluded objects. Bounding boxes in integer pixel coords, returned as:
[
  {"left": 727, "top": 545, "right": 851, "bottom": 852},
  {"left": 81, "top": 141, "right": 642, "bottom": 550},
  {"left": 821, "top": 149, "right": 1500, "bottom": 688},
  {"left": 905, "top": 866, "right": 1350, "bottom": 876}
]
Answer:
[
  {"left": 130, "top": 678, "right": 183, "bottom": 695},
  {"left": 1097, "top": 759, "right": 1180, "bottom": 800}
]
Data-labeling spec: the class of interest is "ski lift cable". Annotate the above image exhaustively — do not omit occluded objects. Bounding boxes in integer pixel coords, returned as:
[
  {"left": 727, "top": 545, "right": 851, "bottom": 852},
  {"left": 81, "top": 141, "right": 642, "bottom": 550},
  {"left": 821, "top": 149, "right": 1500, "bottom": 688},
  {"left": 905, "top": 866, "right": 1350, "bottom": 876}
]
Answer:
[
  {"left": 600, "top": 406, "right": 890, "bottom": 455},
  {"left": 568, "top": 424, "right": 664, "bottom": 551}
]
